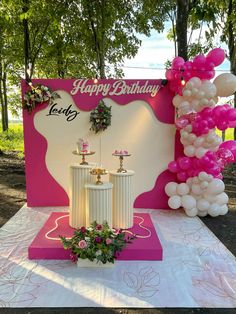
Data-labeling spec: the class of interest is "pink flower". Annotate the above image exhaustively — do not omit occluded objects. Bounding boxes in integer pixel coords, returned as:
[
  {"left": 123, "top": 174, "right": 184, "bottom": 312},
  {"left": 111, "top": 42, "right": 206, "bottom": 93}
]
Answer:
[
  {"left": 106, "top": 238, "right": 112, "bottom": 245},
  {"left": 78, "top": 240, "right": 87, "bottom": 249},
  {"left": 96, "top": 224, "right": 103, "bottom": 230},
  {"left": 70, "top": 253, "right": 78, "bottom": 262},
  {"left": 80, "top": 226, "right": 86, "bottom": 233}
]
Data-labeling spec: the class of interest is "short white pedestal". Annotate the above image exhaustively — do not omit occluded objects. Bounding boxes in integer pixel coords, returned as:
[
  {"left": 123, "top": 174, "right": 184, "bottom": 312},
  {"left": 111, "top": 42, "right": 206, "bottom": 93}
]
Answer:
[
  {"left": 109, "top": 170, "right": 135, "bottom": 229},
  {"left": 69, "top": 164, "right": 93, "bottom": 228},
  {"left": 85, "top": 183, "right": 113, "bottom": 227}
]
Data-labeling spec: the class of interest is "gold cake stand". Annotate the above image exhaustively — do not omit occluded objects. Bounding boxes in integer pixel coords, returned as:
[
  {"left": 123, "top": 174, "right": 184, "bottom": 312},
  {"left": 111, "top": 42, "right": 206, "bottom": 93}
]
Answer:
[
  {"left": 112, "top": 153, "right": 131, "bottom": 173},
  {"left": 90, "top": 168, "right": 108, "bottom": 185},
  {"left": 72, "top": 151, "right": 95, "bottom": 165}
]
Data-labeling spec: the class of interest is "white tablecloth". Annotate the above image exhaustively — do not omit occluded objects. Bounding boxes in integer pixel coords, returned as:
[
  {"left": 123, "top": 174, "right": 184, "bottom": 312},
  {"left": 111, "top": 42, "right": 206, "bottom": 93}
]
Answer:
[{"left": 0, "top": 205, "right": 236, "bottom": 308}]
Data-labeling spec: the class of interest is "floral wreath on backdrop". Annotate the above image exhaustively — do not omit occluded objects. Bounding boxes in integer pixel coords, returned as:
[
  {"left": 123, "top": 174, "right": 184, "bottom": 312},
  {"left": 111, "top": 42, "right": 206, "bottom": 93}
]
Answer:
[
  {"left": 89, "top": 99, "right": 112, "bottom": 133},
  {"left": 60, "top": 221, "right": 135, "bottom": 264},
  {"left": 23, "top": 84, "right": 60, "bottom": 113}
]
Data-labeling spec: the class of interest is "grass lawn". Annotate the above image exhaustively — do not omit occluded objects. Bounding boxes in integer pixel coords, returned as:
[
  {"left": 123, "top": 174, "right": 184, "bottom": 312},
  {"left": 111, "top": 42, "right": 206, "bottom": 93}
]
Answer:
[{"left": 0, "top": 122, "right": 24, "bottom": 156}]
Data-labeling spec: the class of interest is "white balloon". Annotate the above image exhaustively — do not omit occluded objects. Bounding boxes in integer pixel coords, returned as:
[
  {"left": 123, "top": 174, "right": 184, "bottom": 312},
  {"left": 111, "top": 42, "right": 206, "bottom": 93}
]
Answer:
[
  {"left": 165, "top": 182, "right": 178, "bottom": 197},
  {"left": 200, "top": 181, "right": 208, "bottom": 189},
  {"left": 191, "top": 183, "right": 202, "bottom": 195},
  {"left": 197, "top": 210, "right": 208, "bottom": 217},
  {"left": 188, "top": 133, "right": 197, "bottom": 143},
  {"left": 186, "top": 177, "right": 193, "bottom": 186},
  {"left": 203, "top": 193, "right": 217, "bottom": 203},
  {"left": 183, "top": 89, "right": 192, "bottom": 97},
  {"left": 173, "top": 95, "right": 183, "bottom": 107},
  {"left": 194, "top": 137, "right": 204, "bottom": 148},
  {"left": 219, "top": 204, "right": 228, "bottom": 215},
  {"left": 198, "top": 171, "right": 208, "bottom": 181},
  {"left": 185, "top": 125, "right": 193, "bottom": 133},
  {"left": 182, "top": 195, "right": 197, "bottom": 210},
  {"left": 168, "top": 195, "right": 182, "bottom": 209},
  {"left": 185, "top": 207, "right": 198, "bottom": 217},
  {"left": 214, "top": 73, "right": 236, "bottom": 97},
  {"left": 216, "top": 192, "right": 229, "bottom": 205},
  {"left": 184, "top": 145, "right": 196, "bottom": 157},
  {"left": 195, "top": 147, "right": 207, "bottom": 158},
  {"left": 208, "top": 203, "right": 221, "bottom": 217},
  {"left": 177, "top": 183, "right": 190, "bottom": 196},
  {"left": 207, "top": 179, "right": 225, "bottom": 195},
  {"left": 197, "top": 199, "right": 210, "bottom": 211},
  {"left": 190, "top": 77, "right": 202, "bottom": 87},
  {"left": 181, "top": 130, "right": 189, "bottom": 139},
  {"left": 192, "top": 177, "right": 200, "bottom": 184}
]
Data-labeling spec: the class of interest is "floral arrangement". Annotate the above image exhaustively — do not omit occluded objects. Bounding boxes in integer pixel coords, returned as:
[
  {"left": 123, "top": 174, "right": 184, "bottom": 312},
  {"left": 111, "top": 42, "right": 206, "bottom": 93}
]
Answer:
[
  {"left": 23, "top": 84, "right": 59, "bottom": 113},
  {"left": 60, "top": 221, "right": 135, "bottom": 264},
  {"left": 89, "top": 100, "right": 112, "bottom": 133}
]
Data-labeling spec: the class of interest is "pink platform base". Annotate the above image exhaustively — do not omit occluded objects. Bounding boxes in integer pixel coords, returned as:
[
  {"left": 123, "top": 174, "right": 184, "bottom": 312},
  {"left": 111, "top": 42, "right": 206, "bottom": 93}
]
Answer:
[{"left": 28, "top": 212, "right": 163, "bottom": 261}]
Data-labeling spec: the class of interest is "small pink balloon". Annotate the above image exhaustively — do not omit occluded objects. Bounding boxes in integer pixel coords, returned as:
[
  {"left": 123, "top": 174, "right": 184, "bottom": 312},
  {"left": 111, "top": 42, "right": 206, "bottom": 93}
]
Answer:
[
  {"left": 165, "top": 69, "right": 173, "bottom": 80},
  {"left": 168, "top": 161, "right": 179, "bottom": 173},
  {"left": 177, "top": 171, "right": 187, "bottom": 182},
  {"left": 201, "top": 107, "right": 212, "bottom": 118},
  {"left": 220, "top": 140, "right": 236, "bottom": 162},
  {"left": 178, "top": 157, "right": 192, "bottom": 170},
  {"left": 206, "top": 48, "right": 225, "bottom": 66},
  {"left": 216, "top": 148, "right": 234, "bottom": 163},
  {"left": 172, "top": 56, "right": 185, "bottom": 69},
  {"left": 228, "top": 108, "right": 236, "bottom": 121},
  {"left": 217, "top": 120, "right": 228, "bottom": 131}
]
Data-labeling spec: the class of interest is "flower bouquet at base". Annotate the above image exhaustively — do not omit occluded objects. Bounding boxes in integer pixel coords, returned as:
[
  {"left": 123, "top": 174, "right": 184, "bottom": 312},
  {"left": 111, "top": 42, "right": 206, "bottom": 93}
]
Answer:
[{"left": 60, "top": 221, "right": 135, "bottom": 267}]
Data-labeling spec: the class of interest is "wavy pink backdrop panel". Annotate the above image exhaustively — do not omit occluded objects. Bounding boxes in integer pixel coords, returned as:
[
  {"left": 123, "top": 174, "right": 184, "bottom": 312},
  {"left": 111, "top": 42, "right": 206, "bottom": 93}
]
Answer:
[{"left": 22, "top": 79, "right": 177, "bottom": 208}]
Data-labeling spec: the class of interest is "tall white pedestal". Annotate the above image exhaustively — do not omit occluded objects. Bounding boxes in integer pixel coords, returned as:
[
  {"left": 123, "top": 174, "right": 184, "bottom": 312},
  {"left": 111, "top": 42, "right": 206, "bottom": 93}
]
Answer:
[
  {"left": 85, "top": 183, "right": 113, "bottom": 227},
  {"left": 109, "top": 170, "right": 135, "bottom": 229},
  {"left": 69, "top": 164, "right": 92, "bottom": 228}
]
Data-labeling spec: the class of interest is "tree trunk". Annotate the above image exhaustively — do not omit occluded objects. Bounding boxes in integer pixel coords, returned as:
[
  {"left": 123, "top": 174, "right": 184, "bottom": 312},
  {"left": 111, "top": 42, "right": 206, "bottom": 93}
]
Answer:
[
  {"left": 227, "top": 0, "right": 236, "bottom": 139},
  {"left": 176, "top": 0, "right": 189, "bottom": 60},
  {"left": 23, "top": 0, "right": 31, "bottom": 82},
  {"left": 2, "top": 69, "right": 8, "bottom": 131},
  {"left": 0, "top": 62, "right": 8, "bottom": 132}
]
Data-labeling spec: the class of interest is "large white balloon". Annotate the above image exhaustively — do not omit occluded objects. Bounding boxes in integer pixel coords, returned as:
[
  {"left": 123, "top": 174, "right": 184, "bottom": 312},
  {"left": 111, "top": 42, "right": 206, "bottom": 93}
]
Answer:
[
  {"left": 216, "top": 192, "right": 229, "bottom": 205},
  {"left": 214, "top": 73, "right": 236, "bottom": 97},
  {"left": 208, "top": 203, "right": 221, "bottom": 217},
  {"left": 177, "top": 183, "right": 190, "bottom": 196},
  {"left": 185, "top": 207, "right": 198, "bottom": 217},
  {"left": 168, "top": 195, "right": 181, "bottom": 209},
  {"left": 206, "top": 179, "right": 225, "bottom": 194},
  {"left": 181, "top": 195, "right": 196, "bottom": 210},
  {"left": 220, "top": 204, "right": 228, "bottom": 215},
  {"left": 197, "top": 199, "right": 210, "bottom": 211},
  {"left": 165, "top": 182, "right": 178, "bottom": 197}
]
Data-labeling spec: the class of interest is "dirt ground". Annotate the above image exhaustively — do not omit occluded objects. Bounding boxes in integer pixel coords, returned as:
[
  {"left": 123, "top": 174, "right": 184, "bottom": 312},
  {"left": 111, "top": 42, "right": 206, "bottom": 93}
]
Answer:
[{"left": 0, "top": 152, "right": 236, "bottom": 314}]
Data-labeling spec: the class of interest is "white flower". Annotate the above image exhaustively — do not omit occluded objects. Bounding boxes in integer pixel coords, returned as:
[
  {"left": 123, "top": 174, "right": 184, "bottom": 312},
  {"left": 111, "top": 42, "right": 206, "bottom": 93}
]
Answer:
[
  {"left": 95, "top": 250, "right": 102, "bottom": 256},
  {"left": 85, "top": 237, "right": 90, "bottom": 242}
]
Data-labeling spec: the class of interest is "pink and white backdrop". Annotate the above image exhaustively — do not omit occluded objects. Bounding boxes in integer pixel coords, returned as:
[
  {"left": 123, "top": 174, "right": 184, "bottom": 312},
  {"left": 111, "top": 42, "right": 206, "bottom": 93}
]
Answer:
[{"left": 22, "top": 79, "right": 179, "bottom": 209}]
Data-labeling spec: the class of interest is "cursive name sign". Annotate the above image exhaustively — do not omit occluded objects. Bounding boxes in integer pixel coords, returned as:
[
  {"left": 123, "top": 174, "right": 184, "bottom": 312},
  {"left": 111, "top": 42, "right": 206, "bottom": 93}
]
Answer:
[
  {"left": 47, "top": 103, "right": 80, "bottom": 122},
  {"left": 71, "top": 79, "right": 161, "bottom": 98}
]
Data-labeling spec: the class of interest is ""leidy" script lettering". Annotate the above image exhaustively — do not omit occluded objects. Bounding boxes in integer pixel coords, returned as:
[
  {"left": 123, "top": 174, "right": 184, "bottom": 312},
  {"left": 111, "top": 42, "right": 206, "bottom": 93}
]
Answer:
[{"left": 47, "top": 103, "right": 80, "bottom": 122}]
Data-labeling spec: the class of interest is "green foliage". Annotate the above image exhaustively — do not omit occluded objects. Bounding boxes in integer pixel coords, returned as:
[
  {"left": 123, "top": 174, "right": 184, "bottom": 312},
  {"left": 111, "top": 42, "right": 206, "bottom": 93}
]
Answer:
[
  {"left": 60, "top": 220, "right": 135, "bottom": 264},
  {"left": 0, "top": 123, "right": 24, "bottom": 155}
]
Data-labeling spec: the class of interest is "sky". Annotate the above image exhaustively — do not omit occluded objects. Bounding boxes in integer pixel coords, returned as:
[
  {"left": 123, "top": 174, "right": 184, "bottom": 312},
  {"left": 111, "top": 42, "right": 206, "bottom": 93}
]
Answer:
[{"left": 122, "top": 25, "right": 231, "bottom": 80}]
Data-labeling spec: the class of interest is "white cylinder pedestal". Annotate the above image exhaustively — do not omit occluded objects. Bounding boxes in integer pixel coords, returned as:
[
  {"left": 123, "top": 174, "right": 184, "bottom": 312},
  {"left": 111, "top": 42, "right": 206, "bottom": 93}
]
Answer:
[
  {"left": 69, "top": 164, "right": 93, "bottom": 228},
  {"left": 109, "top": 170, "right": 135, "bottom": 229},
  {"left": 85, "top": 183, "right": 113, "bottom": 227}
]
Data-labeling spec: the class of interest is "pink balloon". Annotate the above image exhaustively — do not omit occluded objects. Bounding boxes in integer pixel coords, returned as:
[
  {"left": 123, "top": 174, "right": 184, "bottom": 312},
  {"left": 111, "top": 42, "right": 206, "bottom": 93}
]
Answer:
[
  {"left": 177, "top": 171, "right": 187, "bottom": 182},
  {"left": 168, "top": 161, "right": 179, "bottom": 173},
  {"left": 206, "top": 48, "right": 225, "bottom": 66},
  {"left": 216, "top": 148, "right": 234, "bottom": 163},
  {"left": 172, "top": 57, "right": 185, "bottom": 69},
  {"left": 217, "top": 120, "right": 228, "bottom": 131},
  {"left": 178, "top": 157, "right": 192, "bottom": 170},
  {"left": 165, "top": 69, "right": 173, "bottom": 80},
  {"left": 228, "top": 108, "right": 236, "bottom": 121},
  {"left": 220, "top": 140, "right": 236, "bottom": 162}
]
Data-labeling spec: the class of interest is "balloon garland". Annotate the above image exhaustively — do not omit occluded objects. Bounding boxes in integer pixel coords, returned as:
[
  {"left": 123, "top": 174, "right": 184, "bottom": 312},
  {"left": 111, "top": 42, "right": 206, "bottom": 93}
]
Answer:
[{"left": 165, "top": 48, "right": 236, "bottom": 217}]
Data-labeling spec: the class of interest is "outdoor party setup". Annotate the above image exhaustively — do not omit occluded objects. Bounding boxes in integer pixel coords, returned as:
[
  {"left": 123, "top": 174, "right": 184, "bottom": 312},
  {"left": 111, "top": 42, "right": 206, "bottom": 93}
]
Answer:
[{"left": 1, "top": 47, "right": 236, "bottom": 308}]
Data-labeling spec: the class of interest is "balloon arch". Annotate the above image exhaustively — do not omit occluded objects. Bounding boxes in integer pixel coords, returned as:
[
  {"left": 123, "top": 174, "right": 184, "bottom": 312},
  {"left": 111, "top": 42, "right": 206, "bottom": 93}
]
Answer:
[{"left": 165, "top": 48, "right": 236, "bottom": 217}]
